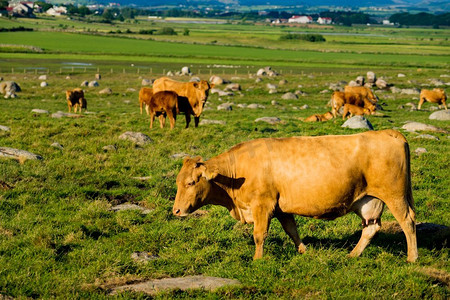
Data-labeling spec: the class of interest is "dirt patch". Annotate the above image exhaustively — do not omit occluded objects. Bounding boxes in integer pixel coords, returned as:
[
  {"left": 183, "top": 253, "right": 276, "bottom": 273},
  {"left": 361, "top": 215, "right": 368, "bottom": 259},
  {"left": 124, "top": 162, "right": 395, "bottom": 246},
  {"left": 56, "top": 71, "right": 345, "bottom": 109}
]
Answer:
[
  {"left": 381, "top": 221, "right": 449, "bottom": 234},
  {"left": 417, "top": 267, "right": 450, "bottom": 288}
]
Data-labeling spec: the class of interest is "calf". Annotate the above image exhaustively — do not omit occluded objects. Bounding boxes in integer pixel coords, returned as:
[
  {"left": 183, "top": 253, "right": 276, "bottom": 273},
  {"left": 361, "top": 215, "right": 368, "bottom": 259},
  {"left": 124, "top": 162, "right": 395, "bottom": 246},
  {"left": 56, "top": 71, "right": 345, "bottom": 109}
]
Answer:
[
  {"left": 149, "top": 91, "right": 178, "bottom": 129},
  {"left": 66, "top": 88, "right": 87, "bottom": 113},
  {"left": 304, "top": 111, "right": 334, "bottom": 122},
  {"left": 418, "top": 88, "right": 447, "bottom": 110},
  {"left": 342, "top": 104, "right": 372, "bottom": 119},
  {"left": 331, "top": 91, "right": 376, "bottom": 118},
  {"left": 138, "top": 87, "right": 153, "bottom": 115}
]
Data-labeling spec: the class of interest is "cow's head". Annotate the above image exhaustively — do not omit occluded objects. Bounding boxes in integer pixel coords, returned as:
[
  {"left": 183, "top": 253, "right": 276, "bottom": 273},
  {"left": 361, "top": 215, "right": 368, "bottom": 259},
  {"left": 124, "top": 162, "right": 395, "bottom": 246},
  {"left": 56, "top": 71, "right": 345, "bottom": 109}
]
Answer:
[
  {"left": 66, "top": 90, "right": 74, "bottom": 101},
  {"left": 190, "top": 81, "right": 213, "bottom": 117},
  {"left": 173, "top": 156, "right": 218, "bottom": 217}
]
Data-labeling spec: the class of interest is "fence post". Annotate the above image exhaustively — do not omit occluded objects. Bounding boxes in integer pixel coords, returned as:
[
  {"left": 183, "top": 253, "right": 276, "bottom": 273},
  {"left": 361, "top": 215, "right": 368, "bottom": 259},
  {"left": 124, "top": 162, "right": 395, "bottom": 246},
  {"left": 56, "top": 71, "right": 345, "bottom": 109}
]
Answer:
[
  {"left": 163, "top": 69, "right": 165, "bottom": 75},
  {"left": 11, "top": 68, "right": 14, "bottom": 73},
  {"left": 123, "top": 68, "right": 125, "bottom": 74},
  {"left": 198, "top": 69, "right": 201, "bottom": 75},
  {"left": 111, "top": 68, "right": 113, "bottom": 73},
  {"left": 150, "top": 68, "right": 152, "bottom": 74},
  {"left": 210, "top": 69, "right": 212, "bottom": 75},
  {"left": 137, "top": 68, "right": 140, "bottom": 74}
]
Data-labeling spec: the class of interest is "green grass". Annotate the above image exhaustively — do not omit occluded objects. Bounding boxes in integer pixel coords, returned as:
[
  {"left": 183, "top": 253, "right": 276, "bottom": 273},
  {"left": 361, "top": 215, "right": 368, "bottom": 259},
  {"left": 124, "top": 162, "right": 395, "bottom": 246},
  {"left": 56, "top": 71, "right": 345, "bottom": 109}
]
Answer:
[{"left": 0, "top": 16, "right": 449, "bottom": 299}]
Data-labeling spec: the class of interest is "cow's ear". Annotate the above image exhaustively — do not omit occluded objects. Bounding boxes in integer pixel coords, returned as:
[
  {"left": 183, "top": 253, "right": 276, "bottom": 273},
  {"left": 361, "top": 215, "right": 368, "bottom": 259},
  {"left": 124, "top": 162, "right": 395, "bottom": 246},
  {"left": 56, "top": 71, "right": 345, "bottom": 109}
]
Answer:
[
  {"left": 201, "top": 165, "right": 218, "bottom": 181},
  {"left": 183, "top": 156, "right": 203, "bottom": 165}
]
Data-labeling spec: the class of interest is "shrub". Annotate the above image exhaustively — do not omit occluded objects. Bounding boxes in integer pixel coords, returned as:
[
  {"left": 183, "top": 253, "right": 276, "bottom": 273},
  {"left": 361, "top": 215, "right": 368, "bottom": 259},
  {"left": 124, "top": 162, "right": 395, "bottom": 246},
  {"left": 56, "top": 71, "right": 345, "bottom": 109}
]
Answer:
[
  {"left": 279, "top": 33, "right": 326, "bottom": 42},
  {"left": 155, "top": 27, "right": 177, "bottom": 35}
]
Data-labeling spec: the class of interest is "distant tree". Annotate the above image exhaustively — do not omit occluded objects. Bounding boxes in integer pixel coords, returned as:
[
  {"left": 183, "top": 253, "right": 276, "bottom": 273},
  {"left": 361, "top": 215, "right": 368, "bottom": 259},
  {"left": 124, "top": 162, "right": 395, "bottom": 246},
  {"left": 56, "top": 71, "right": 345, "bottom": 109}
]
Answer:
[
  {"left": 183, "top": 28, "right": 190, "bottom": 36},
  {"left": 155, "top": 27, "right": 177, "bottom": 35},
  {"left": 0, "top": 0, "right": 9, "bottom": 10},
  {"left": 389, "top": 12, "right": 450, "bottom": 26}
]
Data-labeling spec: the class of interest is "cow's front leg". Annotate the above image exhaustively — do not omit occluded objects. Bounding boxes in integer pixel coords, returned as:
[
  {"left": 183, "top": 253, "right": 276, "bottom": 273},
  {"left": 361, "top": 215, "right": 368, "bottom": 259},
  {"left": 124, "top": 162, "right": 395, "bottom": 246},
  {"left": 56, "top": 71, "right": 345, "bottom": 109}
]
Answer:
[
  {"left": 252, "top": 205, "right": 272, "bottom": 259},
  {"left": 276, "top": 213, "right": 306, "bottom": 254},
  {"left": 194, "top": 116, "right": 200, "bottom": 128}
]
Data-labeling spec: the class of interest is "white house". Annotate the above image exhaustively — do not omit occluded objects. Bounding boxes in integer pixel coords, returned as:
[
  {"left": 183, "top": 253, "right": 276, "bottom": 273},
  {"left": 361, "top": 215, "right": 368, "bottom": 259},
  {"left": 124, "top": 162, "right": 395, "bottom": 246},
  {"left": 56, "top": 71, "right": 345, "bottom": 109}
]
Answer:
[
  {"left": 288, "top": 15, "right": 312, "bottom": 24},
  {"left": 46, "top": 6, "right": 67, "bottom": 16},
  {"left": 317, "top": 17, "right": 332, "bottom": 25}
]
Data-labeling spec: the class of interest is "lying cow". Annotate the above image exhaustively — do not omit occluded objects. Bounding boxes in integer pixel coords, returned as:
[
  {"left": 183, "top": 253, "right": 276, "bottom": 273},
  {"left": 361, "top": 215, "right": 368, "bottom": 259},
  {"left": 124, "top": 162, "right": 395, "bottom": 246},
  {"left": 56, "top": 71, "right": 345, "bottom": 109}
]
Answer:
[
  {"left": 331, "top": 91, "right": 376, "bottom": 118},
  {"left": 173, "top": 130, "right": 418, "bottom": 262},
  {"left": 138, "top": 87, "right": 153, "bottom": 115},
  {"left": 344, "top": 86, "right": 378, "bottom": 105},
  {"left": 153, "top": 77, "right": 213, "bottom": 127},
  {"left": 418, "top": 88, "right": 447, "bottom": 110},
  {"left": 304, "top": 111, "right": 334, "bottom": 122},
  {"left": 66, "top": 88, "right": 87, "bottom": 113},
  {"left": 342, "top": 104, "right": 372, "bottom": 120},
  {"left": 149, "top": 91, "right": 178, "bottom": 129}
]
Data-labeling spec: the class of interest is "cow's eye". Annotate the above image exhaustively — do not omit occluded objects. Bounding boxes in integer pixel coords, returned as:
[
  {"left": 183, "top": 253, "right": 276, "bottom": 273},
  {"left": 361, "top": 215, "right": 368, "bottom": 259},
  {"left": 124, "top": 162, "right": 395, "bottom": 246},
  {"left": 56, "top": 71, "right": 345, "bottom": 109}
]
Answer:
[{"left": 187, "top": 181, "right": 195, "bottom": 186}]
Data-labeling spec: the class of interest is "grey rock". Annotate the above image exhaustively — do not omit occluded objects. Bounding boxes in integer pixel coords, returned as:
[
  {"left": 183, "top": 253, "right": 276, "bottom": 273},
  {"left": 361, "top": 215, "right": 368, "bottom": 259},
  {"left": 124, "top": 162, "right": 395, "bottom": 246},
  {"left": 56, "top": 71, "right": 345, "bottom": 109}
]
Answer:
[
  {"left": 141, "top": 79, "right": 152, "bottom": 86},
  {"left": 247, "top": 103, "right": 265, "bottom": 109},
  {"left": 209, "top": 75, "right": 224, "bottom": 85},
  {"left": 40, "top": 82, "right": 48, "bottom": 87},
  {"left": 51, "top": 142, "right": 64, "bottom": 149},
  {"left": 166, "top": 71, "right": 174, "bottom": 77},
  {"left": 217, "top": 103, "right": 233, "bottom": 111},
  {"left": 103, "top": 145, "right": 117, "bottom": 152},
  {"left": 110, "top": 203, "right": 153, "bottom": 214},
  {"left": 268, "top": 89, "right": 278, "bottom": 94},
  {"left": 199, "top": 119, "right": 226, "bottom": 125},
  {"left": 390, "top": 86, "right": 402, "bottom": 94},
  {"left": 51, "top": 111, "right": 82, "bottom": 118},
  {"left": 95, "top": 74, "right": 101, "bottom": 80},
  {"left": 279, "top": 79, "right": 288, "bottom": 85},
  {"left": 218, "top": 90, "right": 234, "bottom": 97},
  {"left": 429, "top": 110, "right": 450, "bottom": 121},
  {"left": 255, "top": 117, "right": 281, "bottom": 124},
  {"left": 237, "top": 104, "right": 247, "bottom": 108},
  {"left": 119, "top": 131, "right": 153, "bottom": 146},
  {"left": 348, "top": 80, "right": 359, "bottom": 87},
  {"left": 356, "top": 76, "right": 365, "bottom": 86},
  {"left": 80, "top": 80, "right": 89, "bottom": 87},
  {"left": 38, "top": 75, "right": 47, "bottom": 80},
  {"left": 282, "top": 92, "right": 297, "bottom": 100},
  {"left": 401, "top": 88, "right": 420, "bottom": 95},
  {"left": 0, "top": 81, "right": 21, "bottom": 98},
  {"left": 367, "top": 71, "right": 376, "bottom": 83},
  {"left": 210, "top": 88, "right": 221, "bottom": 94},
  {"left": 99, "top": 88, "right": 112, "bottom": 95},
  {"left": 319, "top": 89, "right": 330, "bottom": 94},
  {"left": 131, "top": 252, "right": 159, "bottom": 263},
  {"left": 255, "top": 77, "right": 263, "bottom": 83},
  {"left": 225, "top": 83, "right": 241, "bottom": 91},
  {"left": 170, "top": 153, "right": 190, "bottom": 159},
  {"left": 32, "top": 109, "right": 49, "bottom": 114},
  {"left": 126, "top": 88, "right": 136, "bottom": 92},
  {"left": 271, "top": 100, "right": 279, "bottom": 105},
  {"left": 375, "top": 78, "right": 388, "bottom": 89},
  {"left": 132, "top": 176, "right": 152, "bottom": 181},
  {"left": 181, "top": 66, "right": 190, "bottom": 75},
  {"left": 398, "top": 73, "right": 406, "bottom": 78},
  {"left": 266, "top": 83, "right": 277, "bottom": 90},
  {"left": 414, "top": 147, "right": 427, "bottom": 155},
  {"left": 429, "top": 79, "right": 445, "bottom": 86},
  {"left": 111, "top": 276, "right": 241, "bottom": 296},
  {"left": 300, "top": 104, "right": 309, "bottom": 110},
  {"left": 415, "top": 134, "right": 439, "bottom": 141},
  {"left": 0, "top": 125, "right": 11, "bottom": 132},
  {"left": 0, "top": 147, "right": 42, "bottom": 161},
  {"left": 402, "top": 122, "right": 447, "bottom": 133},
  {"left": 341, "top": 116, "right": 374, "bottom": 130},
  {"left": 88, "top": 81, "right": 99, "bottom": 87}
]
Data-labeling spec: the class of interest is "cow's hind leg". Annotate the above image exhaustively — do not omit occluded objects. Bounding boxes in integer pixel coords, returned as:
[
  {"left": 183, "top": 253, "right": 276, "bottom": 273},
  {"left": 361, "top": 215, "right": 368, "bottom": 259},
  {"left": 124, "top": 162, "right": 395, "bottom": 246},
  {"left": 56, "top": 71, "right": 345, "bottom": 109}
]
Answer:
[
  {"left": 349, "top": 196, "right": 384, "bottom": 258},
  {"left": 276, "top": 213, "right": 306, "bottom": 254}
]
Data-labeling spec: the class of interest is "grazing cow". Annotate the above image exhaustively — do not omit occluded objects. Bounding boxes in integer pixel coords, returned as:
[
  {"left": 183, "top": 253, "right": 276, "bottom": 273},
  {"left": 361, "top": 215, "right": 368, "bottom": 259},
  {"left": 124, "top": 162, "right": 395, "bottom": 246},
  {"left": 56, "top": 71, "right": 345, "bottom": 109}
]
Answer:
[
  {"left": 173, "top": 130, "right": 418, "bottom": 262},
  {"left": 331, "top": 91, "right": 376, "bottom": 118},
  {"left": 344, "top": 86, "right": 378, "bottom": 105},
  {"left": 66, "top": 88, "right": 87, "bottom": 113},
  {"left": 304, "top": 111, "right": 334, "bottom": 122},
  {"left": 153, "top": 77, "right": 213, "bottom": 127},
  {"left": 418, "top": 88, "right": 447, "bottom": 110},
  {"left": 342, "top": 104, "right": 372, "bottom": 120},
  {"left": 149, "top": 91, "right": 179, "bottom": 129},
  {"left": 138, "top": 87, "right": 153, "bottom": 115}
]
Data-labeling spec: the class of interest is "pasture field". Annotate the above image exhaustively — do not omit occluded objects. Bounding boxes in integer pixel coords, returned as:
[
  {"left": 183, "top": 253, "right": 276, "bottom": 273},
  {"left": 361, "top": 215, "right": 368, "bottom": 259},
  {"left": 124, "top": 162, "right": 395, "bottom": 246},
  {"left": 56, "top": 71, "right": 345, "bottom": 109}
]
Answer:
[{"left": 0, "top": 16, "right": 449, "bottom": 299}]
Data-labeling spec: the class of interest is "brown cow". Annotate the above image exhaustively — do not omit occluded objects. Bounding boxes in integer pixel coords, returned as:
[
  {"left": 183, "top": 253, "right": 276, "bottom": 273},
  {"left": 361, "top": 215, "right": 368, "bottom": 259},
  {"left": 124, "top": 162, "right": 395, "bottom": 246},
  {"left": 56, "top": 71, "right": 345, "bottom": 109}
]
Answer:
[
  {"left": 331, "top": 91, "right": 376, "bottom": 118},
  {"left": 66, "top": 88, "right": 87, "bottom": 113},
  {"left": 418, "top": 88, "right": 447, "bottom": 110},
  {"left": 342, "top": 104, "right": 372, "bottom": 120},
  {"left": 173, "top": 130, "right": 418, "bottom": 262},
  {"left": 153, "top": 77, "right": 213, "bottom": 127},
  {"left": 304, "top": 111, "right": 334, "bottom": 122},
  {"left": 344, "top": 86, "right": 378, "bottom": 105},
  {"left": 149, "top": 91, "right": 178, "bottom": 129},
  {"left": 138, "top": 87, "right": 153, "bottom": 115}
]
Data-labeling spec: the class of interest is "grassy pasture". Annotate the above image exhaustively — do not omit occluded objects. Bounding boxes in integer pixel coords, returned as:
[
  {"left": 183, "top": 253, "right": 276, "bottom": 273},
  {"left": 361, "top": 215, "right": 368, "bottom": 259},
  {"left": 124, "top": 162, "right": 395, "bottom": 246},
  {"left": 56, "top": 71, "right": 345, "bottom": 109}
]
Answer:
[{"left": 0, "top": 16, "right": 449, "bottom": 299}]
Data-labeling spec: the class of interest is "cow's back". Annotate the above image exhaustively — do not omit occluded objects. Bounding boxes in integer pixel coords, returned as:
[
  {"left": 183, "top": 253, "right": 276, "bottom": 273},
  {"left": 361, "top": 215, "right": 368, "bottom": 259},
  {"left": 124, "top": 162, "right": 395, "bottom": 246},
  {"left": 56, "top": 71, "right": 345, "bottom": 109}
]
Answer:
[{"left": 153, "top": 77, "right": 188, "bottom": 97}]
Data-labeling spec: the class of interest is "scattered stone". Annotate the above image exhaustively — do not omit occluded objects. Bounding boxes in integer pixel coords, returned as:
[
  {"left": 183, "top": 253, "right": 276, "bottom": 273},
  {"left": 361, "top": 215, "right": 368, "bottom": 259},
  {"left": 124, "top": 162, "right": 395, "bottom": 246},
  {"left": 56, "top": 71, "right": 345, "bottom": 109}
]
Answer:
[
  {"left": 51, "top": 111, "right": 83, "bottom": 118},
  {"left": 119, "top": 132, "right": 153, "bottom": 146},
  {"left": 375, "top": 78, "right": 388, "bottom": 89},
  {"left": 255, "top": 78, "right": 263, "bottom": 83},
  {"left": 189, "top": 77, "right": 200, "bottom": 83},
  {"left": 0, "top": 125, "right": 11, "bottom": 132},
  {"left": 341, "top": 116, "right": 374, "bottom": 130},
  {"left": 300, "top": 104, "right": 309, "bottom": 110},
  {"left": 268, "top": 89, "right": 277, "bottom": 94},
  {"left": 281, "top": 92, "right": 297, "bottom": 100},
  {"left": 356, "top": 76, "right": 365, "bottom": 86},
  {"left": 390, "top": 86, "right": 402, "bottom": 94},
  {"left": 103, "top": 145, "right": 117, "bottom": 152},
  {"left": 38, "top": 75, "right": 47, "bottom": 80},
  {"left": 218, "top": 90, "right": 234, "bottom": 97},
  {"left": 429, "top": 110, "right": 450, "bottom": 121},
  {"left": 295, "top": 90, "right": 307, "bottom": 96},
  {"left": 80, "top": 81, "right": 89, "bottom": 87},
  {"left": 279, "top": 79, "right": 288, "bottom": 85},
  {"left": 126, "top": 88, "right": 136, "bottom": 92},
  {"left": 88, "top": 81, "right": 99, "bottom": 87},
  {"left": 401, "top": 88, "right": 420, "bottom": 95},
  {"left": 209, "top": 75, "right": 224, "bottom": 85},
  {"left": 170, "top": 153, "right": 190, "bottom": 159},
  {"left": 95, "top": 74, "right": 101, "bottom": 80},
  {"left": 255, "top": 117, "right": 281, "bottom": 124},
  {"left": 217, "top": 103, "right": 233, "bottom": 111},
  {"left": 181, "top": 66, "right": 191, "bottom": 75},
  {"left": 398, "top": 73, "right": 406, "bottom": 78},
  {"left": 256, "top": 66, "right": 278, "bottom": 77},
  {"left": 32, "top": 109, "right": 49, "bottom": 114},
  {"left": 99, "top": 88, "right": 112, "bottom": 95},
  {"left": 247, "top": 103, "right": 265, "bottom": 109},
  {"left": 414, "top": 147, "right": 427, "bottom": 155},
  {"left": 402, "top": 122, "right": 447, "bottom": 133},
  {"left": 237, "top": 104, "right": 247, "bottom": 108},
  {"left": 199, "top": 119, "right": 226, "bottom": 125},
  {"left": 65, "top": 76, "right": 71, "bottom": 80},
  {"left": 111, "top": 276, "right": 241, "bottom": 296},
  {"left": 225, "top": 83, "right": 240, "bottom": 92},
  {"left": 141, "top": 79, "right": 152, "bottom": 86},
  {"left": 51, "top": 142, "right": 64, "bottom": 149},
  {"left": 0, "top": 147, "right": 42, "bottom": 161},
  {"left": 319, "top": 89, "right": 329, "bottom": 94},
  {"left": 271, "top": 100, "right": 279, "bottom": 106},
  {"left": 166, "top": 71, "right": 174, "bottom": 77},
  {"left": 131, "top": 252, "right": 159, "bottom": 263},
  {"left": 415, "top": 134, "right": 439, "bottom": 141},
  {"left": 109, "top": 203, "right": 153, "bottom": 214},
  {"left": 429, "top": 79, "right": 445, "bottom": 86},
  {"left": 132, "top": 176, "right": 152, "bottom": 181},
  {"left": 266, "top": 83, "right": 277, "bottom": 90},
  {"left": 367, "top": 71, "right": 376, "bottom": 83},
  {"left": 40, "top": 82, "right": 48, "bottom": 87}
]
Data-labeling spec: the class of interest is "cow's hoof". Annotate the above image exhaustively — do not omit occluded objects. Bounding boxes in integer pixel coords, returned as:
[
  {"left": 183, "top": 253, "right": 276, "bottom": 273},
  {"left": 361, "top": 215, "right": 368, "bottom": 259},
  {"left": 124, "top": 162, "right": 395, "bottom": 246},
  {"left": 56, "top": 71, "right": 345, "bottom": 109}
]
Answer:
[{"left": 298, "top": 243, "right": 306, "bottom": 254}]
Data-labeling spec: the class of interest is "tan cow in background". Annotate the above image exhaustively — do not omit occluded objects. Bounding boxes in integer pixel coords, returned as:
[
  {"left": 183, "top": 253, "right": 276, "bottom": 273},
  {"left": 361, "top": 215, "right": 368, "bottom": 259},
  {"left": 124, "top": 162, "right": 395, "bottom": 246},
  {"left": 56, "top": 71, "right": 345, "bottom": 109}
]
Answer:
[
  {"left": 138, "top": 87, "right": 153, "bottom": 115},
  {"left": 418, "top": 88, "right": 447, "bottom": 110},
  {"left": 304, "top": 111, "right": 334, "bottom": 122},
  {"left": 342, "top": 104, "right": 372, "bottom": 119},
  {"left": 173, "top": 130, "right": 418, "bottom": 262},
  {"left": 153, "top": 77, "right": 213, "bottom": 127},
  {"left": 66, "top": 88, "right": 87, "bottom": 113},
  {"left": 148, "top": 91, "right": 178, "bottom": 129},
  {"left": 331, "top": 91, "right": 376, "bottom": 117},
  {"left": 344, "top": 86, "right": 378, "bottom": 104}
]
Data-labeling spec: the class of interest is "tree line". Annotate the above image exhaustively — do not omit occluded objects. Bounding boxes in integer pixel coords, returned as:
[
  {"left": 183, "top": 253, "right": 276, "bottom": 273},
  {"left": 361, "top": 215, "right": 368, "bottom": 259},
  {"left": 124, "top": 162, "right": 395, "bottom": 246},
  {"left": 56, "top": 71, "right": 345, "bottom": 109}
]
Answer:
[{"left": 389, "top": 12, "right": 450, "bottom": 27}]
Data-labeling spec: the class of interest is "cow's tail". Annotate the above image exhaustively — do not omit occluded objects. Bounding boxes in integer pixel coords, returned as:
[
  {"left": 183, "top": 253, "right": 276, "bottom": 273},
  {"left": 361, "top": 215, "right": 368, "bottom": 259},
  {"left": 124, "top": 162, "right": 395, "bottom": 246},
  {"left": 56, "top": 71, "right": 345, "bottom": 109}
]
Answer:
[{"left": 404, "top": 140, "right": 415, "bottom": 222}]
